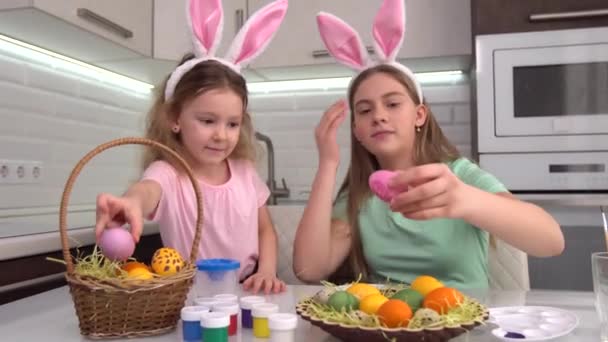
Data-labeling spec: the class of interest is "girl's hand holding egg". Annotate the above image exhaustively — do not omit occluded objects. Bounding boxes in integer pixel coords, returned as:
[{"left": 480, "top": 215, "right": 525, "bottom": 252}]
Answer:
[
  {"left": 95, "top": 193, "right": 143, "bottom": 243},
  {"left": 386, "top": 164, "right": 473, "bottom": 221}
]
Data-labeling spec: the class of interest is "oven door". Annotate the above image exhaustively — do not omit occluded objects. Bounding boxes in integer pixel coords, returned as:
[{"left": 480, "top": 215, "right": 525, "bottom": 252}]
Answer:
[{"left": 494, "top": 43, "right": 608, "bottom": 137}]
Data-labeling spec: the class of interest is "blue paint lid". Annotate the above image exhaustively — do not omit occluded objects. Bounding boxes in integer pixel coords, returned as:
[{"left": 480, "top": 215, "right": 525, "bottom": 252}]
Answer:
[{"left": 196, "top": 258, "right": 240, "bottom": 272}]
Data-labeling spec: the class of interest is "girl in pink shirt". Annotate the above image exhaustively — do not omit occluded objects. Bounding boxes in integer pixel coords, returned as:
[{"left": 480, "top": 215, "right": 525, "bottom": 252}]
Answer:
[{"left": 94, "top": 0, "right": 288, "bottom": 294}]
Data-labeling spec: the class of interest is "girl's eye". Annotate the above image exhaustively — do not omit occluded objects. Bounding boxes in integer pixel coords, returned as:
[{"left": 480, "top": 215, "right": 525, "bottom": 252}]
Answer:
[
  {"left": 228, "top": 122, "right": 240, "bottom": 128},
  {"left": 358, "top": 108, "right": 371, "bottom": 115},
  {"left": 388, "top": 102, "right": 400, "bottom": 108},
  {"left": 199, "top": 118, "right": 214, "bottom": 124}
]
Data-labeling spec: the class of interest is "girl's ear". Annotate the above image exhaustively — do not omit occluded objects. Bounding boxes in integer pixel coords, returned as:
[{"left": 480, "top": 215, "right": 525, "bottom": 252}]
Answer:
[{"left": 414, "top": 104, "right": 428, "bottom": 127}]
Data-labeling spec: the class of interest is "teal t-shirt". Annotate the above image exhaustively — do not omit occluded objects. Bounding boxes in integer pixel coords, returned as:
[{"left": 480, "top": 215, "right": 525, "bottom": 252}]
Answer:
[{"left": 332, "top": 158, "right": 508, "bottom": 289}]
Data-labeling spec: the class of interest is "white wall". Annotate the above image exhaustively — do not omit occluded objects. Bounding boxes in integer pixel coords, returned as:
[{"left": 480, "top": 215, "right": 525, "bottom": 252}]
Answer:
[
  {"left": 0, "top": 44, "right": 472, "bottom": 238},
  {"left": 0, "top": 52, "right": 150, "bottom": 238},
  {"left": 250, "top": 84, "right": 472, "bottom": 201}
]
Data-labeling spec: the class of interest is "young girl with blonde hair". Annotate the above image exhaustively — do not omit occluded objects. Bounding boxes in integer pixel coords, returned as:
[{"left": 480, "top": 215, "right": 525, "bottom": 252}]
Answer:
[{"left": 95, "top": 0, "right": 289, "bottom": 293}]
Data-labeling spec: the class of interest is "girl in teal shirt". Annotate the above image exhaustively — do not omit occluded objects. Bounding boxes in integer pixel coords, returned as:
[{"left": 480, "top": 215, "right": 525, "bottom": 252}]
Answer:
[
  {"left": 293, "top": 2, "right": 564, "bottom": 288},
  {"left": 293, "top": 64, "right": 565, "bottom": 288}
]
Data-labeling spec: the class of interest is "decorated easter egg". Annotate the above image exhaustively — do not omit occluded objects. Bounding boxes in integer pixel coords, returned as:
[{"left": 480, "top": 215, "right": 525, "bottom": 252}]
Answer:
[
  {"left": 359, "top": 293, "right": 389, "bottom": 314},
  {"left": 369, "top": 170, "right": 400, "bottom": 202},
  {"left": 313, "top": 287, "right": 337, "bottom": 305},
  {"left": 377, "top": 299, "right": 413, "bottom": 328},
  {"left": 423, "top": 287, "right": 465, "bottom": 314},
  {"left": 126, "top": 267, "right": 154, "bottom": 280},
  {"left": 346, "top": 283, "right": 381, "bottom": 300},
  {"left": 391, "top": 289, "right": 424, "bottom": 312},
  {"left": 410, "top": 275, "right": 444, "bottom": 296},
  {"left": 412, "top": 308, "right": 441, "bottom": 326},
  {"left": 327, "top": 291, "right": 359, "bottom": 312},
  {"left": 151, "top": 247, "right": 185, "bottom": 276},
  {"left": 98, "top": 227, "right": 135, "bottom": 261}
]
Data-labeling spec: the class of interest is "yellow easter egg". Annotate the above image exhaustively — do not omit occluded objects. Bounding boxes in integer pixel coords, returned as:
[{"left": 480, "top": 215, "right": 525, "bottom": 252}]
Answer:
[
  {"left": 346, "top": 283, "right": 381, "bottom": 300},
  {"left": 359, "top": 293, "right": 389, "bottom": 314},
  {"left": 121, "top": 261, "right": 149, "bottom": 272},
  {"left": 151, "top": 247, "right": 185, "bottom": 276},
  {"left": 127, "top": 267, "right": 154, "bottom": 280},
  {"left": 410, "top": 275, "right": 444, "bottom": 297}
]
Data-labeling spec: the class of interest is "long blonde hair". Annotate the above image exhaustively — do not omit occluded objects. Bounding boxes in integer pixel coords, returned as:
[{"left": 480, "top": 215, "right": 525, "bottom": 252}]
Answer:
[
  {"left": 143, "top": 54, "right": 256, "bottom": 171},
  {"left": 337, "top": 64, "right": 461, "bottom": 280}
]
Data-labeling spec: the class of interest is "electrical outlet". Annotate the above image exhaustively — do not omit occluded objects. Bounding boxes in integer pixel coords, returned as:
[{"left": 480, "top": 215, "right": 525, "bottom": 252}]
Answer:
[{"left": 0, "top": 160, "right": 44, "bottom": 184}]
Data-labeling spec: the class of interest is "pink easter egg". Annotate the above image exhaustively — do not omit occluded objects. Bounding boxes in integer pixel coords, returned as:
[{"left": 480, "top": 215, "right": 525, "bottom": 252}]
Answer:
[
  {"left": 98, "top": 227, "right": 135, "bottom": 261},
  {"left": 369, "top": 170, "right": 402, "bottom": 203}
]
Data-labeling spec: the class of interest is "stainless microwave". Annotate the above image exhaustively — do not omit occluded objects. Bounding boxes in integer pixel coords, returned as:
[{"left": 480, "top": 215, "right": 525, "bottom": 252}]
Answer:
[{"left": 475, "top": 27, "right": 608, "bottom": 197}]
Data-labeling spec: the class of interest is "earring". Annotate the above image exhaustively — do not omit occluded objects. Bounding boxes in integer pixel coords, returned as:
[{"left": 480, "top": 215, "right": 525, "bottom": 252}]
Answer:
[
  {"left": 172, "top": 126, "right": 179, "bottom": 133},
  {"left": 416, "top": 126, "right": 421, "bottom": 133}
]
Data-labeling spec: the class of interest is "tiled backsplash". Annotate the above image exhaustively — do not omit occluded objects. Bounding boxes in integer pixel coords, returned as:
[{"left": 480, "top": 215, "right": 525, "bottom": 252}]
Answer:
[
  {"left": 0, "top": 52, "right": 150, "bottom": 236},
  {"left": 0, "top": 46, "right": 471, "bottom": 236},
  {"left": 250, "top": 84, "right": 472, "bottom": 201}
]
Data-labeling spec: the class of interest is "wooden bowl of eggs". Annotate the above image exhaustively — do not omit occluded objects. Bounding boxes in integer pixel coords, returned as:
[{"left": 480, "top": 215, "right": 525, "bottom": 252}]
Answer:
[
  {"left": 295, "top": 276, "right": 489, "bottom": 342},
  {"left": 58, "top": 138, "right": 203, "bottom": 339}
]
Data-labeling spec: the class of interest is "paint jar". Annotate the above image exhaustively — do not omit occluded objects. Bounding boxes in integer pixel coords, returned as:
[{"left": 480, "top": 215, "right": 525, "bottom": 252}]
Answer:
[
  {"left": 180, "top": 306, "right": 209, "bottom": 342},
  {"left": 214, "top": 293, "right": 239, "bottom": 304},
  {"left": 200, "top": 311, "right": 230, "bottom": 342},
  {"left": 269, "top": 313, "right": 298, "bottom": 342},
  {"left": 195, "top": 258, "right": 240, "bottom": 297},
  {"left": 194, "top": 297, "right": 219, "bottom": 307},
  {"left": 252, "top": 303, "right": 279, "bottom": 338},
  {"left": 239, "top": 296, "right": 266, "bottom": 329},
  {"left": 212, "top": 302, "right": 239, "bottom": 336}
]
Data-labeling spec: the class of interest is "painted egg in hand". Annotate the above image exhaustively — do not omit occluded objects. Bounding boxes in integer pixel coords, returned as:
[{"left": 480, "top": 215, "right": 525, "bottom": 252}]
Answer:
[
  {"left": 369, "top": 170, "right": 401, "bottom": 202},
  {"left": 98, "top": 227, "right": 135, "bottom": 261}
]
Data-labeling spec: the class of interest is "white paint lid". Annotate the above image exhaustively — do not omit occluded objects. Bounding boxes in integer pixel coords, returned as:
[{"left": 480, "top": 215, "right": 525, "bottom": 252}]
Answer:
[
  {"left": 194, "top": 297, "right": 219, "bottom": 307},
  {"left": 268, "top": 313, "right": 298, "bottom": 331},
  {"left": 239, "top": 296, "right": 266, "bottom": 309},
  {"left": 214, "top": 293, "right": 238, "bottom": 303},
  {"left": 181, "top": 306, "right": 210, "bottom": 321},
  {"left": 200, "top": 311, "right": 230, "bottom": 329},
  {"left": 251, "top": 303, "right": 279, "bottom": 318},
  {"left": 212, "top": 302, "right": 239, "bottom": 315}
]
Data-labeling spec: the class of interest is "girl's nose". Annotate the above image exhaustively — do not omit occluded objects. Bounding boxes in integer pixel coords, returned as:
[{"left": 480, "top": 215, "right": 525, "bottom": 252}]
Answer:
[{"left": 372, "top": 109, "right": 388, "bottom": 124}]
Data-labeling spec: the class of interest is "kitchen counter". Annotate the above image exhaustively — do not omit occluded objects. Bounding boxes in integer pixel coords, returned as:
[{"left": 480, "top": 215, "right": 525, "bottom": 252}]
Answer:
[{"left": 0, "top": 285, "right": 601, "bottom": 341}]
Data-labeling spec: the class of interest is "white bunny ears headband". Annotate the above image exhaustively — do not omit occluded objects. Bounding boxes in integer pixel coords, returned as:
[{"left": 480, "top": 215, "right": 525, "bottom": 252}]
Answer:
[
  {"left": 316, "top": 0, "right": 423, "bottom": 102},
  {"left": 164, "top": 0, "right": 288, "bottom": 101}
]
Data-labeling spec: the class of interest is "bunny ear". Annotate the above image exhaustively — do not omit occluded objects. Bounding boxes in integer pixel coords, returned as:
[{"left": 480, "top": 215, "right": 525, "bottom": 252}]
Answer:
[
  {"left": 188, "top": 0, "right": 224, "bottom": 57},
  {"left": 224, "top": 0, "right": 288, "bottom": 68},
  {"left": 316, "top": 12, "right": 370, "bottom": 71},
  {"left": 372, "top": 0, "right": 405, "bottom": 62}
]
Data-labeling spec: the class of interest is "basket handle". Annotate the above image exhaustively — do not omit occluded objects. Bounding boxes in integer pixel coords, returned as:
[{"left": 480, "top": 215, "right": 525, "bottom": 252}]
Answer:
[{"left": 59, "top": 137, "right": 204, "bottom": 274}]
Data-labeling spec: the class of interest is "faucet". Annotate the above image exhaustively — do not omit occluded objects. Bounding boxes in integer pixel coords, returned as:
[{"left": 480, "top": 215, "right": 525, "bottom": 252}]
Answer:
[{"left": 255, "top": 131, "right": 290, "bottom": 205}]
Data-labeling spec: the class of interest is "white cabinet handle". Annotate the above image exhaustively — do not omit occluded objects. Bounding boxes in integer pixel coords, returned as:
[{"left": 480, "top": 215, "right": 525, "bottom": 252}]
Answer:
[
  {"left": 76, "top": 8, "right": 133, "bottom": 39},
  {"left": 312, "top": 46, "right": 375, "bottom": 58},
  {"left": 529, "top": 8, "right": 608, "bottom": 22}
]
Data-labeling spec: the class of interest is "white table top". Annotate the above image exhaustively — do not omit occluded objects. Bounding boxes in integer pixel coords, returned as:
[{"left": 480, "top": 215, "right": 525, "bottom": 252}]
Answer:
[{"left": 0, "top": 285, "right": 601, "bottom": 341}]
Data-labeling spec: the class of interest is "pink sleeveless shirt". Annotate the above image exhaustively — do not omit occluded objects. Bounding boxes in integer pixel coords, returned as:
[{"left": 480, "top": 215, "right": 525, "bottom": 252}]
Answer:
[{"left": 142, "top": 159, "right": 270, "bottom": 280}]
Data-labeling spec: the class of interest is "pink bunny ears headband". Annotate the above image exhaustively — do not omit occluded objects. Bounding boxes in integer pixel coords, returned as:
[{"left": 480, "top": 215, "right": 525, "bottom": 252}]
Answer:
[
  {"left": 164, "top": 0, "right": 288, "bottom": 101},
  {"left": 316, "top": 0, "right": 423, "bottom": 102}
]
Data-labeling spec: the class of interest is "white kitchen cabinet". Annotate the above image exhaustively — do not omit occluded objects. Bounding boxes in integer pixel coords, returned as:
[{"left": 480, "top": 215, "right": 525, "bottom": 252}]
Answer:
[
  {"left": 154, "top": 0, "right": 247, "bottom": 62},
  {"left": 0, "top": 0, "right": 153, "bottom": 56},
  {"left": 248, "top": 0, "right": 471, "bottom": 69}
]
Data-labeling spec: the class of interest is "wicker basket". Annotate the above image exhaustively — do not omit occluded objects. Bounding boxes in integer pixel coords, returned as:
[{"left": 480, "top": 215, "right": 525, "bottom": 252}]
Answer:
[{"left": 58, "top": 137, "right": 203, "bottom": 339}]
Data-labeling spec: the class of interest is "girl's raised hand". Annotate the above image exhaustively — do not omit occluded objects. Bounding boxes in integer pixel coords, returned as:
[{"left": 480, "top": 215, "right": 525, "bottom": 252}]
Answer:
[
  {"left": 315, "top": 100, "right": 347, "bottom": 166},
  {"left": 387, "top": 164, "right": 473, "bottom": 220},
  {"left": 95, "top": 193, "right": 143, "bottom": 243}
]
